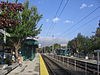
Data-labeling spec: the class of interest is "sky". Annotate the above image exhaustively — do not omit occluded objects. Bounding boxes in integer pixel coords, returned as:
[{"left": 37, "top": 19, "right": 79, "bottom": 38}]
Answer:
[{"left": 5, "top": 0, "right": 100, "bottom": 46}]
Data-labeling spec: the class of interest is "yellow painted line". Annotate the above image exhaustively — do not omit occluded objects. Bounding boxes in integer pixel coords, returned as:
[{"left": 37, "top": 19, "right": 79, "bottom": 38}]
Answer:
[{"left": 40, "top": 54, "right": 49, "bottom": 75}]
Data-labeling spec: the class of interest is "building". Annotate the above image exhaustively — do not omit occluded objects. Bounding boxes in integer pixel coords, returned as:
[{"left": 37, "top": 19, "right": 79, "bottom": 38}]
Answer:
[{"left": 60, "top": 44, "right": 67, "bottom": 49}]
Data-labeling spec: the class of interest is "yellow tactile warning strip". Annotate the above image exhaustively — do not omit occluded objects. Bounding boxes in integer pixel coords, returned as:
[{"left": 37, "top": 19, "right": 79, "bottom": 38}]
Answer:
[{"left": 40, "top": 54, "right": 49, "bottom": 75}]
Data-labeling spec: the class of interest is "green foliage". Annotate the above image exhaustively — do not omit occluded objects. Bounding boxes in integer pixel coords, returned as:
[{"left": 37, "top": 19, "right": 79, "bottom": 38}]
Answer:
[
  {"left": 67, "top": 21, "right": 100, "bottom": 56},
  {"left": 67, "top": 33, "right": 94, "bottom": 55},
  {"left": 53, "top": 43, "right": 61, "bottom": 49},
  {"left": 43, "top": 43, "right": 61, "bottom": 53},
  {"left": 93, "top": 37, "right": 100, "bottom": 50},
  {"left": 3, "top": 0, "right": 43, "bottom": 58},
  {"left": 44, "top": 46, "right": 51, "bottom": 53},
  {"left": 6, "top": 0, "right": 42, "bottom": 43}
]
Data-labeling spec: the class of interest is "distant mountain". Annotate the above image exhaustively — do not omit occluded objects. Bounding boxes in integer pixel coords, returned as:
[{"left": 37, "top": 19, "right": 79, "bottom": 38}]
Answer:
[{"left": 37, "top": 36, "right": 69, "bottom": 47}]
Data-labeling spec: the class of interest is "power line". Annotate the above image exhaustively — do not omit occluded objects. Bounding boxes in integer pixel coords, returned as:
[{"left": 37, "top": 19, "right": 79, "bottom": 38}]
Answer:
[
  {"left": 51, "top": 16, "right": 99, "bottom": 47},
  {"left": 58, "top": 6, "right": 100, "bottom": 37},
  {"left": 61, "top": 15, "right": 100, "bottom": 37},
  {"left": 49, "top": 0, "right": 70, "bottom": 36},
  {"left": 55, "top": 0, "right": 64, "bottom": 17},
  {"left": 46, "top": 0, "right": 64, "bottom": 36},
  {"left": 50, "top": 6, "right": 100, "bottom": 46},
  {"left": 46, "top": 1, "right": 100, "bottom": 47},
  {"left": 58, "top": 0, "right": 70, "bottom": 17},
  {"left": 46, "top": 22, "right": 53, "bottom": 36},
  {"left": 47, "top": 0, "right": 71, "bottom": 46}
]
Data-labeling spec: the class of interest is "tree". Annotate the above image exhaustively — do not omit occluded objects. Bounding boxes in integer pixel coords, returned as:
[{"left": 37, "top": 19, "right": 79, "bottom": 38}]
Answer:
[
  {"left": 92, "top": 37, "right": 100, "bottom": 50},
  {"left": 67, "top": 33, "right": 94, "bottom": 56},
  {"left": 6, "top": 0, "right": 42, "bottom": 58},
  {"left": 67, "top": 39, "right": 78, "bottom": 55},
  {"left": 43, "top": 46, "right": 51, "bottom": 53},
  {"left": 0, "top": 1, "right": 24, "bottom": 28},
  {"left": 53, "top": 43, "right": 61, "bottom": 49}
]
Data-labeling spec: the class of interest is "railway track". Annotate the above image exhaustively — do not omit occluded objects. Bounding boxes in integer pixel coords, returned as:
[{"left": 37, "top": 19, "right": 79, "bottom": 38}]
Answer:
[{"left": 42, "top": 55, "right": 71, "bottom": 75}]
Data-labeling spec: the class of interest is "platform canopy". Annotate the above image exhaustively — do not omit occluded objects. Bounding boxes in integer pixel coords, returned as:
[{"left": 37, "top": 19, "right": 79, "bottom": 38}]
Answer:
[{"left": 23, "top": 39, "right": 39, "bottom": 46}]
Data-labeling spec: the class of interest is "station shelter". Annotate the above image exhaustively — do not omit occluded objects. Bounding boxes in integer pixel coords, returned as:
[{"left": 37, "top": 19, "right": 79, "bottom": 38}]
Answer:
[{"left": 20, "top": 39, "right": 38, "bottom": 61}]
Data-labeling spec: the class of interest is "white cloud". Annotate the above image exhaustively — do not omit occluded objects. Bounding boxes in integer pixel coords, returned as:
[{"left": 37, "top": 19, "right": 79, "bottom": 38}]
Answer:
[
  {"left": 80, "top": 3, "right": 87, "bottom": 9},
  {"left": 80, "top": 3, "right": 94, "bottom": 9},
  {"left": 46, "top": 19, "right": 49, "bottom": 22},
  {"left": 37, "top": 36, "right": 69, "bottom": 47},
  {"left": 65, "top": 20, "right": 73, "bottom": 24},
  {"left": 88, "top": 4, "right": 94, "bottom": 7},
  {"left": 52, "top": 17, "right": 60, "bottom": 23}
]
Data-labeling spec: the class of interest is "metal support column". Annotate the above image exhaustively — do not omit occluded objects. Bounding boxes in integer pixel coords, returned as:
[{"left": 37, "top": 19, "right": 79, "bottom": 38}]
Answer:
[
  {"left": 94, "top": 50, "right": 100, "bottom": 75},
  {"left": 97, "top": 52, "right": 99, "bottom": 75}
]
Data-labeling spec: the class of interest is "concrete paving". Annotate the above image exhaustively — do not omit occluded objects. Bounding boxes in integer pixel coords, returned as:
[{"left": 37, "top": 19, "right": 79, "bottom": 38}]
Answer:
[{"left": 7, "top": 53, "right": 40, "bottom": 75}]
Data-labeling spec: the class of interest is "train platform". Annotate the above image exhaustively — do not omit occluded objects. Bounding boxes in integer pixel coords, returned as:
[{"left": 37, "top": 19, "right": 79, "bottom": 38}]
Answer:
[
  {"left": 40, "top": 54, "right": 49, "bottom": 75},
  {"left": 7, "top": 53, "right": 49, "bottom": 75},
  {"left": 8, "top": 53, "right": 40, "bottom": 75},
  {"left": 3, "top": 53, "right": 100, "bottom": 75}
]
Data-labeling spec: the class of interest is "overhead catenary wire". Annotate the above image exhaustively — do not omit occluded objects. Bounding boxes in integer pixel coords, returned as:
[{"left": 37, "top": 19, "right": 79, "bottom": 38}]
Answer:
[
  {"left": 58, "top": 0, "right": 70, "bottom": 17},
  {"left": 45, "top": 1, "right": 100, "bottom": 48},
  {"left": 50, "top": 6, "right": 100, "bottom": 47},
  {"left": 49, "top": 0, "right": 70, "bottom": 36},
  {"left": 62, "top": 15, "right": 100, "bottom": 38},
  {"left": 58, "top": 6, "right": 100, "bottom": 37},
  {"left": 52, "top": 16, "right": 100, "bottom": 47},
  {"left": 55, "top": 0, "right": 64, "bottom": 17},
  {"left": 46, "top": 0, "right": 64, "bottom": 36}
]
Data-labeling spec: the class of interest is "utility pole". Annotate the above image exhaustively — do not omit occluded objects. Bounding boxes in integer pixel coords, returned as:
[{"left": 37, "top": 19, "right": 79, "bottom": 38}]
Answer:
[
  {"left": 94, "top": 50, "right": 100, "bottom": 75},
  {"left": 52, "top": 35, "right": 54, "bottom": 53}
]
